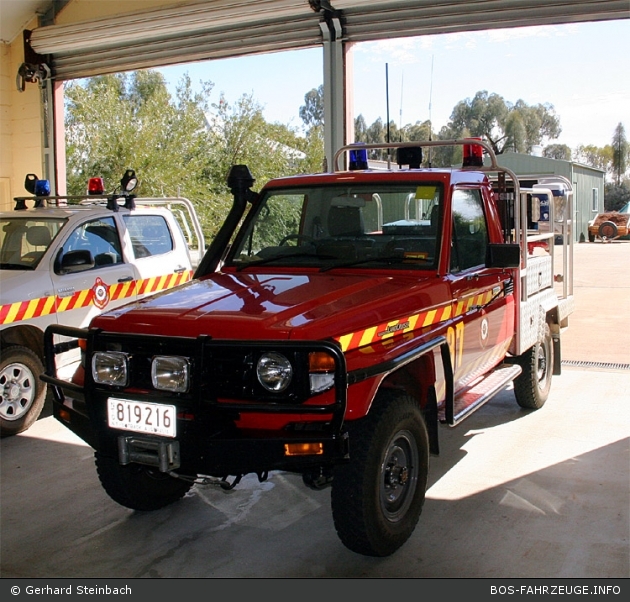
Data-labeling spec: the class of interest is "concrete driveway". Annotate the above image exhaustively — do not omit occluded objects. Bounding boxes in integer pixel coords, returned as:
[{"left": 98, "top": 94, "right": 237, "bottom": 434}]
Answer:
[{"left": 1, "top": 242, "right": 628, "bottom": 578}]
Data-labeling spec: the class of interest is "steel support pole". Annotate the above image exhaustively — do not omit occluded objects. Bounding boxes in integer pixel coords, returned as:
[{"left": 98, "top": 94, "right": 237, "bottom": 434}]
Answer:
[{"left": 320, "top": 16, "right": 347, "bottom": 172}]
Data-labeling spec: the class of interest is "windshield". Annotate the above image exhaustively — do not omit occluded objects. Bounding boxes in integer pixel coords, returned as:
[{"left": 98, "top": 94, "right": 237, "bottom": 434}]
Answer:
[
  {"left": 227, "top": 183, "right": 443, "bottom": 272},
  {"left": 0, "top": 217, "right": 66, "bottom": 270}
]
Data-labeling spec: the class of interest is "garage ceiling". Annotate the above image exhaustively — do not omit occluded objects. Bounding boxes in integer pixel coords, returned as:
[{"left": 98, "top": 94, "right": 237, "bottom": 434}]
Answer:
[{"left": 23, "top": 0, "right": 630, "bottom": 80}]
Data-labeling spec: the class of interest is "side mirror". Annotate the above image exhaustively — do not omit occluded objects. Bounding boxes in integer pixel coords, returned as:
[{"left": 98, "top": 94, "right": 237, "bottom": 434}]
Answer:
[
  {"left": 486, "top": 243, "right": 520, "bottom": 268},
  {"left": 60, "top": 250, "right": 95, "bottom": 274}
]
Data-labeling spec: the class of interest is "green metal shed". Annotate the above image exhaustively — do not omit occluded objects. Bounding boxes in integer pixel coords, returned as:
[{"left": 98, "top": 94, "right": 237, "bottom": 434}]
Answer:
[{"left": 491, "top": 152, "right": 605, "bottom": 242}]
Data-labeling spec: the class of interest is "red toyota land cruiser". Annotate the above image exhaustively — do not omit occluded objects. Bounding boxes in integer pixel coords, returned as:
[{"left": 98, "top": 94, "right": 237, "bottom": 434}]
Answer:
[{"left": 44, "top": 140, "right": 574, "bottom": 556}]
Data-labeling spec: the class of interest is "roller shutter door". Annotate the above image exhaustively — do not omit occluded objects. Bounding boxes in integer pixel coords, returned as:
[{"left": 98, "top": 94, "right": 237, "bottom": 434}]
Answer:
[{"left": 28, "top": 0, "right": 629, "bottom": 80}]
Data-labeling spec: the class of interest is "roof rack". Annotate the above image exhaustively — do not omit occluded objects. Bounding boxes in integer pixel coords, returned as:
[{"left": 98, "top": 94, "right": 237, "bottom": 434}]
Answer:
[
  {"left": 333, "top": 138, "right": 503, "bottom": 172},
  {"left": 13, "top": 194, "right": 136, "bottom": 212}
]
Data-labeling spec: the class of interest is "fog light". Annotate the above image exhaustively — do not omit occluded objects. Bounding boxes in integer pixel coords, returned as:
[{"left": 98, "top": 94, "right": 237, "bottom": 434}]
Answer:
[
  {"left": 92, "top": 352, "right": 128, "bottom": 387},
  {"left": 151, "top": 356, "right": 189, "bottom": 392},
  {"left": 257, "top": 352, "right": 292, "bottom": 392}
]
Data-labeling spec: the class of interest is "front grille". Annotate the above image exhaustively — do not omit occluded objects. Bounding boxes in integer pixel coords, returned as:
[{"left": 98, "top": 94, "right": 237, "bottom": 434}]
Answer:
[{"left": 91, "top": 333, "right": 321, "bottom": 404}]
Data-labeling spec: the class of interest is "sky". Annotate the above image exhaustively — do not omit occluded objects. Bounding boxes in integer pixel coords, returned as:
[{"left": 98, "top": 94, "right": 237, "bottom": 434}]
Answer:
[{"left": 159, "top": 19, "right": 630, "bottom": 150}]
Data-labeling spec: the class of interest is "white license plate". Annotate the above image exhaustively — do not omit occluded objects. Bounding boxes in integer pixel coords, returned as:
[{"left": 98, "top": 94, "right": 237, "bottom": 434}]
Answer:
[{"left": 107, "top": 398, "right": 176, "bottom": 437}]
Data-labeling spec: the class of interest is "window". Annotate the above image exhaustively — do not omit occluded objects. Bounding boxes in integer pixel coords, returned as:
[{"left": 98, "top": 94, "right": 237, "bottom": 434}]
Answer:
[
  {"left": 450, "top": 189, "right": 488, "bottom": 272},
  {"left": 592, "top": 188, "right": 599, "bottom": 212},
  {"left": 0, "top": 218, "right": 65, "bottom": 269},
  {"left": 123, "top": 215, "right": 174, "bottom": 258},
  {"left": 61, "top": 217, "right": 123, "bottom": 268},
  {"left": 226, "top": 183, "right": 443, "bottom": 271}
]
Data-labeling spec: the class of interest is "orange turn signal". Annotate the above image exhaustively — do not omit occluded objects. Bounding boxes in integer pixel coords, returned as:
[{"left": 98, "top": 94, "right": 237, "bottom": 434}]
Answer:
[
  {"left": 308, "top": 352, "right": 335, "bottom": 372},
  {"left": 284, "top": 442, "right": 324, "bottom": 456}
]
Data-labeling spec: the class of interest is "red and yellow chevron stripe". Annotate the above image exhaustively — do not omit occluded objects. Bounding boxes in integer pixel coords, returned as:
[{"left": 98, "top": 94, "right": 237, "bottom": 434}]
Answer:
[
  {"left": 336, "top": 304, "right": 452, "bottom": 353},
  {"left": 335, "top": 289, "right": 496, "bottom": 353},
  {"left": 0, "top": 270, "right": 192, "bottom": 326}
]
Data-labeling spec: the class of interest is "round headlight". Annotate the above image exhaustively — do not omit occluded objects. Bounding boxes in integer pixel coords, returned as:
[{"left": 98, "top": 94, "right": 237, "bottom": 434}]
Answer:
[{"left": 257, "top": 352, "right": 292, "bottom": 392}]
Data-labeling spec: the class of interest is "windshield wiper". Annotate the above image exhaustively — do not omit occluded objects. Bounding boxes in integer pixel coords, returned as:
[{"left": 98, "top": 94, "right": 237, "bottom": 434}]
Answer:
[
  {"left": 234, "top": 251, "right": 328, "bottom": 271},
  {"left": 319, "top": 252, "right": 407, "bottom": 273}
]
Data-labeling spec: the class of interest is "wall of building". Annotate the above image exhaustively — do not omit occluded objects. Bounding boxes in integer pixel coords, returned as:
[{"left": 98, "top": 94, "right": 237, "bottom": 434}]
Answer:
[
  {"left": 0, "top": 17, "right": 44, "bottom": 211},
  {"left": 0, "top": 1, "right": 179, "bottom": 212}
]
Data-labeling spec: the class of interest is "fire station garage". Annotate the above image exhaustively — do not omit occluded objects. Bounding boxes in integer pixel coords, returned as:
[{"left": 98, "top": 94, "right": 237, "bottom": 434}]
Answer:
[{"left": 1, "top": 0, "right": 629, "bottom": 579}]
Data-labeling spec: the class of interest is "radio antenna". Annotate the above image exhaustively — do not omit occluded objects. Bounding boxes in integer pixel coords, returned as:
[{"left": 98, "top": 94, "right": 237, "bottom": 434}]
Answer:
[
  {"left": 428, "top": 54, "right": 434, "bottom": 166},
  {"left": 399, "top": 71, "right": 404, "bottom": 133},
  {"left": 386, "top": 63, "right": 391, "bottom": 167}
]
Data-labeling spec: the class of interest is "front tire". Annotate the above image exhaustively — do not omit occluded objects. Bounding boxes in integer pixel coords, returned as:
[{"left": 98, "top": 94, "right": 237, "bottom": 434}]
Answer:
[
  {"left": 0, "top": 346, "right": 47, "bottom": 437},
  {"left": 514, "top": 323, "right": 553, "bottom": 410},
  {"left": 95, "top": 452, "right": 193, "bottom": 511},
  {"left": 331, "top": 392, "right": 429, "bottom": 557}
]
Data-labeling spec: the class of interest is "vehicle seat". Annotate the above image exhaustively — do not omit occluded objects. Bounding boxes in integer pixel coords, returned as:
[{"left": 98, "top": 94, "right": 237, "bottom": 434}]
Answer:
[
  {"left": 26, "top": 226, "right": 52, "bottom": 247},
  {"left": 328, "top": 206, "right": 364, "bottom": 237},
  {"left": 22, "top": 226, "right": 52, "bottom": 263},
  {"left": 428, "top": 205, "right": 440, "bottom": 233}
]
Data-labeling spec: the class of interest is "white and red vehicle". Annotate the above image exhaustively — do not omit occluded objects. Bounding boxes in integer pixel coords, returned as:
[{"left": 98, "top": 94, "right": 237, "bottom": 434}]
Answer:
[
  {"left": 1, "top": 173, "right": 204, "bottom": 436},
  {"left": 44, "top": 140, "right": 574, "bottom": 556}
]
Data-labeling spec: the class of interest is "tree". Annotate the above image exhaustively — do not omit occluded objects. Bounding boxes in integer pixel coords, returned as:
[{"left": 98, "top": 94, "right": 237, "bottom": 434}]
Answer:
[
  {"left": 65, "top": 70, "right": 326, "bottom": 240},
  {"left": 573, "top": 144, "right": 613, "bottom": 173},
  {"left": 612, "top": 122, "right": 628, "bottom": 186},
  {"left": 543, "top": 144, "right": 572, "bottom": 161},
  {"left": 354, "top": 114, "right": 368, "bottom": 143},
  {"left": 604, "top": 182, "right": 630, "bottom": 211},
  {"left": 65, "top": 71, "right": 213, "bottom": 199},
  {"left": 299, "top": 85, "right": 324, "bottom": 128},
  {"left": 401, "top": 120, "right": 432, "bottom": 143},
  {"left": 441, "top": 91, "right": 561, "bottom": 155}
]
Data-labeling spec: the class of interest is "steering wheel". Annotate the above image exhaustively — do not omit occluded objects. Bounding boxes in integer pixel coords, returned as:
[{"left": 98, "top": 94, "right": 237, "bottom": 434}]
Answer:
[{"left": 279, "top": 234, "right": 315, "bottom": 246}]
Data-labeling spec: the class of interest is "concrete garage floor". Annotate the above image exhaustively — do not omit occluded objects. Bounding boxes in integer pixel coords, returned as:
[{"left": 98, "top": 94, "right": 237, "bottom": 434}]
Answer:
[{"left": 1, "top": 242, "right": 629, "bottom": 578}]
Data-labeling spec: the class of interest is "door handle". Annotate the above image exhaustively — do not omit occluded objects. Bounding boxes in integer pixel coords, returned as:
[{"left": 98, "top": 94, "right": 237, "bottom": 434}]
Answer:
[
  {"left": 118, "top": 276, "right": 133, "bottom": 283},
  {"left": 174, "top": 266, "right": 186, "bottom": 273}
]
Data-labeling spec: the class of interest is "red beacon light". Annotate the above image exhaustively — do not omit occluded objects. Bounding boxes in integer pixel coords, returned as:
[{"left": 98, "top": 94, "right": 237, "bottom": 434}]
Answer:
[
  {"left": 87, "top": 177, "right": 105, "bottom": 195},
  {"left": 462, "top": 137, "right": 484, "bottom": 167}
]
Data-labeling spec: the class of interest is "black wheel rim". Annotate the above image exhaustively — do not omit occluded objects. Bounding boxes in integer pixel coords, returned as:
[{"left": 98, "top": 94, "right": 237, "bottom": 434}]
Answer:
[
  {"left": 379, "top": 429, "right": 419, "bottom": 522},
  {"left": 536, "top": 337, "right": 551, "bottom": 389}
]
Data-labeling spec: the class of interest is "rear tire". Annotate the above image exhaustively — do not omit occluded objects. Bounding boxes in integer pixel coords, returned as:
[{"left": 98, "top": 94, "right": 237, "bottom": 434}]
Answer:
[
  {"left": 514, "top": 323, "right": 553, "bottom": 410},
  {"left": 95, "top": 452, "right": 193, "bottom": 511},
  {"left": 331, "top": 392, "right": 429, "bottom": 556},
  {"left": 0, "top": 346, "right": 47, "bottom": 437},
  {"left": 598, "top": 221, "right": 618, "bottom": 240}
]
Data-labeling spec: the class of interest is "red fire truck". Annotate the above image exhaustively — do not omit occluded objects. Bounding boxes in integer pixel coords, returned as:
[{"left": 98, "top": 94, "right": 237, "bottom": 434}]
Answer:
[{"left": 44, "top": 139, "right": 574, "bottom": 557}]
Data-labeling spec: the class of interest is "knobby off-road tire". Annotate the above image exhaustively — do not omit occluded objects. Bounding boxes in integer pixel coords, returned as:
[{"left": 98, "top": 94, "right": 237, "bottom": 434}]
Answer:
[
  {"left": 95, "top": 452, "right": 193, "bottom": 511},
  {"left": 0, "top": 346, "right": 47, "bottom": 437},
  {"left": 514, "top": 323, "right": 553, "bottom": 410},
  {"left": 331, "top": 392, "right": 429, "bottom": 557}
]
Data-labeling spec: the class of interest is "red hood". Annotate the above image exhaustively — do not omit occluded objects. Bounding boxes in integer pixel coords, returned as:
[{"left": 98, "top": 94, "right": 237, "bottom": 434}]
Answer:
[{"left": 92, "top": 270, "right": 441, "bottom": 341}]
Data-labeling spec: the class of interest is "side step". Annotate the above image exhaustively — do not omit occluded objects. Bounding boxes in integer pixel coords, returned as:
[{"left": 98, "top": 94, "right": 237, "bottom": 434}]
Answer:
[{"left": 439, "top": 364, "right": 522, "bottom": 426}]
